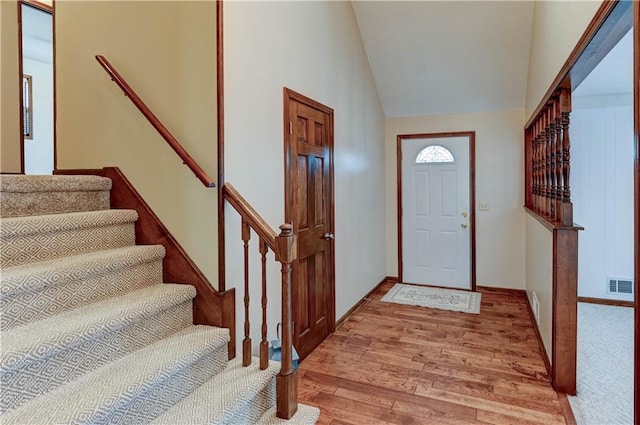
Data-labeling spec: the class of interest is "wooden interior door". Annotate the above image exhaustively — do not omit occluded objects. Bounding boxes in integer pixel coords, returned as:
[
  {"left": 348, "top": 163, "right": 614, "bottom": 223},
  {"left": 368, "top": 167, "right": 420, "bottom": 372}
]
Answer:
[{"left": 284, "top": 88, "right": 334, "bottom": 361}]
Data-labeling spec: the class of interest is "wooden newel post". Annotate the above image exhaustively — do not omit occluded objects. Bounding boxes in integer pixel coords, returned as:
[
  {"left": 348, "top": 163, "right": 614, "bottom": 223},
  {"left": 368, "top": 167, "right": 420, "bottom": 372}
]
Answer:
[{"left": 275, "top": 223, "right": 298, "bottom": 419}]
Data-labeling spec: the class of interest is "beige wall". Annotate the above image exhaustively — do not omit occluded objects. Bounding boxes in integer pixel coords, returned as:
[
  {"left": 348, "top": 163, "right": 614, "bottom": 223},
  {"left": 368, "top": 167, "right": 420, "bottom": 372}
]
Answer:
[
  {"left": 1, "top": 0, "right": 22, "bottom": 173},
  {"left": 224, "top": 1, "right": 386, "bottom": 347},
  {"left": 525, "top": 214, "right": 553, "bottom": 361},
  {"left": 55, "top": 1, "right": 218, "bottom": 285},
  {"left": 385, "top": 109, "right": 526, "bottom": 289},
  {"left": 525, "top": 0, "right": 603, "bottom": 120},
  {"left": 523, "top": 0, "right": 605, "bottom": 359}
]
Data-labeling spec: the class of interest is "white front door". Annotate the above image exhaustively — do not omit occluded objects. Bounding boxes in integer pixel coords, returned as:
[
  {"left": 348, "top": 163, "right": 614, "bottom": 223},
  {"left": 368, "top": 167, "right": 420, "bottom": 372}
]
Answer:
[{"left": 402, "top": 136, "right": 471, "bottom": 289}]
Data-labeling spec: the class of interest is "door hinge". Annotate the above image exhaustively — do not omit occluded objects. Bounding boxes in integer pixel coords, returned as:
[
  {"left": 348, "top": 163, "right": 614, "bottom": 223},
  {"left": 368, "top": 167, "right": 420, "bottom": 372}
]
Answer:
[{"left": 289, "top": 122, "right": 293, "bottom": 135}]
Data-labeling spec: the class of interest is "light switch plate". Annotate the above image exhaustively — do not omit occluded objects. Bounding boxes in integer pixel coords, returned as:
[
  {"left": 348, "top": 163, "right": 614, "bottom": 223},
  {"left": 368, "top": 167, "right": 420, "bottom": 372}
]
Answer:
[{"left": 479, "top": 201, "right": 489, "bottom": 211}]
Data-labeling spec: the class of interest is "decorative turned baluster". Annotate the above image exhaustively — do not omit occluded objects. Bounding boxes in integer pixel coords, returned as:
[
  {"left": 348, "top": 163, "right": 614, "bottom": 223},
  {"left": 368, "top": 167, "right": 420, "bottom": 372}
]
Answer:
[
  {"left": 259, "top": 238, "right": 269, "bottom": 371},
  {"left": 555, "top": 100, "right": 563, "bottom": 223},
  {"left": 545, "top": 106, "right": 553, "bottom": 217},
  {"left": 536, "top": 121, "right": 544, "bottom": 214},
  {"left": 531, "top": 121, "right": 539, "bottom": 211},
  {"left": 548, "top": 102, "right": 557, "bottom": 219},
  {"left": 559, "top": 89, "right": 573, "bottom": 225},
  {"left": 561, "top": 115, "right": 571, "bottom": 201},
  {"left": 541, "top": 111, "right": 549, "bottom": 216},
  {"left": 539, "top": 117, "right": 546, "bottom": 215},
  {"left": 275, "top": 224, "right": 298, "bottom": 419},
  {"left": 242, "top": 219, "right": 252, "bottom": 367}
]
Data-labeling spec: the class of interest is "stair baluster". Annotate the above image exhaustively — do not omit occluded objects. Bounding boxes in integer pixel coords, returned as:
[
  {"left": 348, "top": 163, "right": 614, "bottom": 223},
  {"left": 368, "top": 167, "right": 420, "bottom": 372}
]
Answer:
[
  {"left": 223, "top": 183, "right": 299, "bottom": 419},
  {"left": 242, "top": 219, "right": 252, "bottom": 367},
  {"left": 548, "top": 99, "right": 557, "bottom": 220},
  {"left": 541, "top": 111, "right": 548, "bottom": 216},
  {"left": 560, "top": 89, "right": 573, "bottom": 226},
  {"left": 259, "top": 238, "right": 269, "bottom": 371},
  {"left": 545, "top": 106, "right": 552, "bottom": 217},
  {"left": 554, "top": 99, "right": 563, "bottom": 223}
]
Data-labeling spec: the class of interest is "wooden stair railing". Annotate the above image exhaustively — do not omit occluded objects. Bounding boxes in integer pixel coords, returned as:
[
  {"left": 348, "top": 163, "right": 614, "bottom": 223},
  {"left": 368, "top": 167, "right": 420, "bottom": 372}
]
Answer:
[
  {"left": 525, "top": 88, "right": 573, "bottom": 226},
  {"left": 95, "top": 55, "right": 215, "bottom": 188},
  {"left": 223, "top": 183, "right": 298, "bottom": 419}
]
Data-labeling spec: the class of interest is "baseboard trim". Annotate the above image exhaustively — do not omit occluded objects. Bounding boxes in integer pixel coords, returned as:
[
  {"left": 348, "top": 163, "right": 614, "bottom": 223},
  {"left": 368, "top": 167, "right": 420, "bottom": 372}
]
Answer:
[
  {"left": 336, "top": 276, "right": 396, "bottom": 329},
  {"left": 578, "top": 296, "right": 634, "bottom": 308},
  {"left": 523, "top": 290, "right": 552, "bottom": 380},
  {"left": 557, "top": 392, "right": 578, "bottom": 425},
  {"left": 476, "top": 286, "right": 526, "bottom": 295}
]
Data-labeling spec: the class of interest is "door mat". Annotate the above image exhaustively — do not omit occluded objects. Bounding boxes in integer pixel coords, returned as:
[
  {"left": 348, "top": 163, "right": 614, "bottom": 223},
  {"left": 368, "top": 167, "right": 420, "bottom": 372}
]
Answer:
[{"left": 381, "top": 283, "right": 482, "bottom": 314}]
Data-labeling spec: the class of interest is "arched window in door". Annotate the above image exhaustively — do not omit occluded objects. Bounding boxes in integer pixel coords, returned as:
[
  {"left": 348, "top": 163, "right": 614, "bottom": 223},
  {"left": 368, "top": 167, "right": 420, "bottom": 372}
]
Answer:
[{"left": 415, "top": 145, "right": 454, "bottom": 163}]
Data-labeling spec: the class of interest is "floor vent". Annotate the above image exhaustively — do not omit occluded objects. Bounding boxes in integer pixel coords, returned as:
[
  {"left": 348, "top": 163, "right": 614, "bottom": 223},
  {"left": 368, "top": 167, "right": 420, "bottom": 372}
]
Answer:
[
  {"left": 532, "top": 292, "right": 540, "bottom": 325},
  {"left": 607, "top": 278, "right": 634, "bottom": 295}
]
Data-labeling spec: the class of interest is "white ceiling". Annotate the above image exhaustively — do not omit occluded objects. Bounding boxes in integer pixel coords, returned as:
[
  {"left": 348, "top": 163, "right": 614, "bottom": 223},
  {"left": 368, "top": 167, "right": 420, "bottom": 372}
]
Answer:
[
  {"left": 22, "top": 4, "right": 53, "bottom": 64},
  {"left": 352, "top": 1, "right": 535, "bottom": 118},
  {"left": 573, "top": 28, "right": 634, "bottom": 97}
]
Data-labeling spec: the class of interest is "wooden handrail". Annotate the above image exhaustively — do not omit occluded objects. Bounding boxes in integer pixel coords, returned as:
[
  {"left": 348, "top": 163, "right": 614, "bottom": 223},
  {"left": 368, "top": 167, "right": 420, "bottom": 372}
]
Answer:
[
  {"left": 95, "top": 55, "right": 215, "bottom": 188},
  {"left": 223, "top": 183, "right": 278, "bottom": 253}
]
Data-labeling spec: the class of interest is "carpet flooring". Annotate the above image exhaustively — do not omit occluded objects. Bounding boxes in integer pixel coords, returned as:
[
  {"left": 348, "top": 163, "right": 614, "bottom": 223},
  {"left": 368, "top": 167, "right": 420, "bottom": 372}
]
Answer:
[{"left": 568, "top": 302, "right": 634, "bottom": 425}]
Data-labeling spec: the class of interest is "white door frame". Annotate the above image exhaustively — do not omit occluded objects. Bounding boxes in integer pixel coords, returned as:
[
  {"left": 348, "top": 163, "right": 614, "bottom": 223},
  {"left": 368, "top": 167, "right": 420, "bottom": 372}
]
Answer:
[{"left": 397, "top": 131, "right": 476, "bottom": 290}]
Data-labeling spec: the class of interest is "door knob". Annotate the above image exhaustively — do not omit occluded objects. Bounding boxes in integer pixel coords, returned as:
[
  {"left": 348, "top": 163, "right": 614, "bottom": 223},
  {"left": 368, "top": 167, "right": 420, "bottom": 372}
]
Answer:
[
  {"left": 461, "top": 212, "right": 468, "bottom": 218},
  {"left": 324, "top": 232, "right": 335, "bottom": 240},
  {"left": 461, "top": 223, "right": 468, "bottom": 229}
]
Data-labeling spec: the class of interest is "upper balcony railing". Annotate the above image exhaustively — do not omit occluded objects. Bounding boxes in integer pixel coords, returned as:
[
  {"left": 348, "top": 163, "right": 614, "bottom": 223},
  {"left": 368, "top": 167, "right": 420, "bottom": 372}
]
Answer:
[{"left": 95, "top": 55, "right": 215, "bottom": 188}]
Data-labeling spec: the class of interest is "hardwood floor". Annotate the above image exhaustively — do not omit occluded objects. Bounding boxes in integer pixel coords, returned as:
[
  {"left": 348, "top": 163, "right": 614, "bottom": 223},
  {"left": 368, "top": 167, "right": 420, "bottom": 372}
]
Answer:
[{"left": 297, "top": 282, "right": 569, "bottom": 425}]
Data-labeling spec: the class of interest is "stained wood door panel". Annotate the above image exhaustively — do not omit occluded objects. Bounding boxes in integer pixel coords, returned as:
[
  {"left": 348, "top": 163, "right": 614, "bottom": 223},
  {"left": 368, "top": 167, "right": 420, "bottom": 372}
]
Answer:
[
  {"left": 297, "top": 283, "right": 571, "bottom": 425},
  {"left": 284, "top": 88, "right": 335, "bottom": 361}
]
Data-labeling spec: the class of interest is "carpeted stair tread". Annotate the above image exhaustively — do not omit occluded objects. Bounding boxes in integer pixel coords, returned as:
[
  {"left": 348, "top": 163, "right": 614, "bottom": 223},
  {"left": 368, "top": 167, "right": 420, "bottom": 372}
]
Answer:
[
  {"left": 0, "top": 175, "right": 112, "bottom": 193},
  {"left": 1, "top": 325, "right": 231, "bottom": 425},
  {"left": 0, "top": 209, "right": 138, "bottom": 268},
  {"left": 1, "top": 283, "right": 196, "bottom": 372},
  {"left": 1, "top": 289, "right": 195, "bottom": 412},
  {"left": 256, "top": 404, "right": 321, "bottom": 425},
  {"left": 1, "top": 245, "right": 165, "bottom": 296},
  {"left": 151, "top": 358, "right": 280, "bottom": 425},
  {"left": 0, "top": 175, "right": 112, "bottom": 217},
  {"left": 0, "top": 245, "right": 166, "bottom": 330},
  {"left": 0, "top": 209, "right": 137, "bottom": 237}
]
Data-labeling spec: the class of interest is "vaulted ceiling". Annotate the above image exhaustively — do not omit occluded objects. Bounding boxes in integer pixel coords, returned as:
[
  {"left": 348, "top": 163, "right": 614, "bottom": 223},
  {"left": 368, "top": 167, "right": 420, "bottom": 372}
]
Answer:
[{"left": 352, "top": 1, "right": 535, "bottom": 118}]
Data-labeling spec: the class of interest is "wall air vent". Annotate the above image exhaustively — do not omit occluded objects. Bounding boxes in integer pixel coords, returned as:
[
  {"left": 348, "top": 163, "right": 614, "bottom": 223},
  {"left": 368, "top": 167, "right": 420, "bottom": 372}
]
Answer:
[
  {"left": 607, "top": 278, "right": 634, "bottom": 295},
  {"left": 532, "top": 292, "right": 540, "bottom": 325}
]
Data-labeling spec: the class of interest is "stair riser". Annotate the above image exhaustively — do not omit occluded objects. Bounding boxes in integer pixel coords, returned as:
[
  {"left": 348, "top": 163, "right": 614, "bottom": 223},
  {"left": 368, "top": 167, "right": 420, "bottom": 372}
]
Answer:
[
  {"left": 1, "top": 260, "right": 163, "bottom": 330},
  {"left": 1, "top": 301, "right": 194, "bottom": 413},
  {"left": 227, "top": 378, "right": 276, "bottom": 424},
  {"left": 1, "top": 223, "right": 135, "bottom": 268},
  {"left": 97, "top": 347, "right": 229, "bottom": 424},
  {"left": 0, "top": 191, "right": 110, "bottom": 218}
]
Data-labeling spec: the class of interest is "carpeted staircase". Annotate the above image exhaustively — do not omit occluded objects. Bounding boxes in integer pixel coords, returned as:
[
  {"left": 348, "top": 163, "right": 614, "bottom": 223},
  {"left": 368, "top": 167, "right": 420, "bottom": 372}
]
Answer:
[{"left": 0, "top": 174, "right": 319, "bottom": 424}]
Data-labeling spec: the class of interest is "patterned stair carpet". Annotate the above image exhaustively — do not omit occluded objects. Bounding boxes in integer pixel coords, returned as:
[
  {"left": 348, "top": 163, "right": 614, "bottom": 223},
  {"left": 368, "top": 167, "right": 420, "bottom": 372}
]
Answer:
[{"left": 0, "top": 174, "right": 319, "bottom": 425}]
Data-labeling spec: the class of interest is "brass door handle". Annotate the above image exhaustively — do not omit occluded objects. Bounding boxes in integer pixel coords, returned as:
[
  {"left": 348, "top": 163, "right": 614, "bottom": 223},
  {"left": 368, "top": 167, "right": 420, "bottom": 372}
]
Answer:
[{"left": 461, "top": 223, "right": 468, "bottom": 229}]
